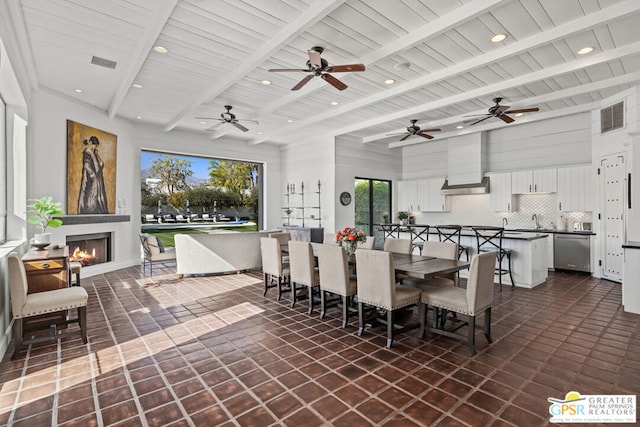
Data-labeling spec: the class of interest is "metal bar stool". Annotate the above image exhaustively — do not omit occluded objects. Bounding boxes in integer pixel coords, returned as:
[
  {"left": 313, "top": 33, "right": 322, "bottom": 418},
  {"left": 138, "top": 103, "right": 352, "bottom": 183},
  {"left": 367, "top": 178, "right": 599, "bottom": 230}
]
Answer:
[
  {"left": 471, "top": 226, "right": 514, "bottom": 292},
  {"left": 407, "top": 224, "right": 429, "bottom": 255},
  {"left": 435, "top": 225, "right": 469, "bottom": 261}
]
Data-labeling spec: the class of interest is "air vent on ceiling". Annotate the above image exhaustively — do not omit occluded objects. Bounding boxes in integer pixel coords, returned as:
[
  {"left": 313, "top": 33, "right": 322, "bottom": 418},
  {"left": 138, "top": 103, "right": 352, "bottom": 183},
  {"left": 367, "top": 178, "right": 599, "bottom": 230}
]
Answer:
[
  {"left": 600, "top": 101, "right": 624, "bottom": 133},
  {"left": 91, "top": 55, "right": 117, "bottom": 70}
]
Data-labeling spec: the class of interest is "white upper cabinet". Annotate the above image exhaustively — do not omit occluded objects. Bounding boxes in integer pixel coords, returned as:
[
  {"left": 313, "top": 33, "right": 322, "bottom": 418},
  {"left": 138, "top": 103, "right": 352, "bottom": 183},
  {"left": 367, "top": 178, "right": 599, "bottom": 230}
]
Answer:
[
  {"left": 397, "top": 180, "right": 417, "bottom": 212},
  {"left": 511, "top": 168, "right": 557, "bottom": 194},
  {"left": 487, "top": 172, "right": 515, "bottom": 212},
  {"left": 557, "top": 165, "right": 593, "bottom": 212},
  {"left": 424, "top": 177, "right": 450, "bottom": 212}
]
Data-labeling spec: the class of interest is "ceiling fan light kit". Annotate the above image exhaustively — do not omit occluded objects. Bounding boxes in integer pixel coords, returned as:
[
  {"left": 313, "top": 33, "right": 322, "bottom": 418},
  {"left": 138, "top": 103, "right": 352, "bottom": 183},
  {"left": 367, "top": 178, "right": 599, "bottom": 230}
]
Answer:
[
  {"left": 268, "top": 46, "right": 365, "bottom": 91},
  {"left": 195, "top": 105, "right": 258, "bottom": 132},
  {"left": 464, "top": 97, "right": 539, "bottom": 126},
  {"left": 387, "top": 119, "right": 441, "bottom": 141}
]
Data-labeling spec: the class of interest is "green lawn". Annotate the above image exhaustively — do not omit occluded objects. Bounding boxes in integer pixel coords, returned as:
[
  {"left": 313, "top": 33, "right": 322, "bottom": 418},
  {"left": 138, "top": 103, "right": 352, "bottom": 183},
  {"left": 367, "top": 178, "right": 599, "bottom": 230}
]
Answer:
[{"left": 145, "top": 224, "right": 258, "bottom": 247}]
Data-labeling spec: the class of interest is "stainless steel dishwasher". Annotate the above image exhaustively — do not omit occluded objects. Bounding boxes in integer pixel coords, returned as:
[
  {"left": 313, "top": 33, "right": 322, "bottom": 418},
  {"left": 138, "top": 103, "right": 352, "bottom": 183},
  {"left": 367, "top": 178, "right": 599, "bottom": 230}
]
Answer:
[{"left": 554, "top": 233, "right": 591, "bottom": 272}]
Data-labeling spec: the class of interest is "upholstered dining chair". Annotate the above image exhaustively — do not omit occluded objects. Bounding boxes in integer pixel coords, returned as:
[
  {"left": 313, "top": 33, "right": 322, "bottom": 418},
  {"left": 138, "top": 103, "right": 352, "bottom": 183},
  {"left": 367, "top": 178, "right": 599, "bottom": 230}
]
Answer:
[
  {"left": 400, "top": 241, "right": 459, "bottom": 289},
  {"left": 140, "top": 234, "right": 176, "bottom": 276},
  {"left": 359, "top": 235, "right": 375, "bottom": 249},
  {"left": 288, "top": 241, "right": 320, "bottom": 314},
  {"left": 8, "top": 253, "right": 88, "bottom": 358},
  {"left": 260, "top": 237, "right": 290, "bottom": 300},
  {"left": 418, "top": 251, "right": 497, "bottom": 354},
  {"left": 383, "top": 237, "right": 412, "bottom": 254},
  {"left": 324, "top": 232, "right": 339, "bottom": 245},
  {"left": 317, "top": 244, "right": 357, "bottom": 327},
  {"left": 269, "top": 231, "right": 292, "bottom": 262},
  {"left": 355, "top": 249, "right": 422, "bottom": 348}
]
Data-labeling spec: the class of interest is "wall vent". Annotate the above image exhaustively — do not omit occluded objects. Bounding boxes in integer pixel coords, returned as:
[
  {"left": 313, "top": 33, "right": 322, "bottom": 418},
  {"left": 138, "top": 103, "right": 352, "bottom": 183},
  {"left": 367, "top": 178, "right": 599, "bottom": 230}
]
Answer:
[
  {"left": 600, "top": 101, "right": 624, "bottom": 133},
  {"left": 91, "top": 55, "right": 117, "bottom": 70}
]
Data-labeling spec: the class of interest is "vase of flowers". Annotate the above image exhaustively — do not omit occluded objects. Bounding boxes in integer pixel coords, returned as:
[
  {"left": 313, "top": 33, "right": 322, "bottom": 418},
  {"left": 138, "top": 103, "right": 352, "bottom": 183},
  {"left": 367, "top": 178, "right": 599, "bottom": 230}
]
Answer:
[
  {"left": 335, "top": 226, "right": 366, "bottom": 255},
  {"left": 397, "top": 211, "right": 409, "bottom": 225}
]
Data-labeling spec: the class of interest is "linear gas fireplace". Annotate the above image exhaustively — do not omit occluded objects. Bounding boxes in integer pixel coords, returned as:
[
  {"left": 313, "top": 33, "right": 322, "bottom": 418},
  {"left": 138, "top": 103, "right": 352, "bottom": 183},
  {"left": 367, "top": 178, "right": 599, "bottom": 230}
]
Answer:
[{"left": 66, "top": 232, "right": 112, "bottom": 266}]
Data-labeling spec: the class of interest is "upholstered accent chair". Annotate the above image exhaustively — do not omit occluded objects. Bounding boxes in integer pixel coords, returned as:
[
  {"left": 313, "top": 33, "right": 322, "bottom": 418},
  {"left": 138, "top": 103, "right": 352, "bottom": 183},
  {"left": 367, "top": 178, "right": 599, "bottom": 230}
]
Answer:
[
  {"left": 260, "top": 237, "right": 290, "bottom": 300},
  {"left": 419, "top": 251, "right": 497, "bottom": 354},
  {"left": 317, "top": 244, "right": 357, "bottom": 327},
  {"left": 140, "top": 234, "right": 177, "bottom": 276},
  {"left": 355, "top": 249, "right": 422, "bottom": 348},
  {"left": 383, "top": 237, "right": 412, "bottom": 254},
  {"left": 288, "top": 241, "right": 320, "bottom": 314},
  {"left": 8, "top": 253, "right": 88, "bottom": 358}
]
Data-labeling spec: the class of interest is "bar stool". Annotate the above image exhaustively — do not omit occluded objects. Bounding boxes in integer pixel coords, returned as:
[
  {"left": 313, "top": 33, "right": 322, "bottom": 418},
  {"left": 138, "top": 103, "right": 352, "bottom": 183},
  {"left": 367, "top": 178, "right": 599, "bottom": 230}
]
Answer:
[
  {"left": 70, "top": 261, "right": 82, "bottom": 287},
  {"left": 435, "top": 225, "right": 469, "bottom": 261},
  {"left": 408, "top": 224, "right": 429, "bottom": 255},
  {"left": 471, "top": 226, "right": 514, "bottom": 292}
]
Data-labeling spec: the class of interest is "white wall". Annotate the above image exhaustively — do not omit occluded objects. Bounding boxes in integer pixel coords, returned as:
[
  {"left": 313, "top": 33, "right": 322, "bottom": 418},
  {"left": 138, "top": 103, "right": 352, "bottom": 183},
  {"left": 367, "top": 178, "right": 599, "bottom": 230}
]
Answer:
[
  {"left": 281, "top": 136, "right": 334, "bottom": 232},
  {"left": 335, "top": 136, "right": 402, "bottom": 231}
]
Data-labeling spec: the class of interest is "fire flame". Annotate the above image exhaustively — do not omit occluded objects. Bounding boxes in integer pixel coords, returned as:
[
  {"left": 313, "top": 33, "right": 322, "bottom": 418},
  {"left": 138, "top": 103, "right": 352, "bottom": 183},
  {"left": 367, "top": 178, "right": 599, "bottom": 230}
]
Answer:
[{"left": 70, "top": 246, "right": 96, "bottom": 265}]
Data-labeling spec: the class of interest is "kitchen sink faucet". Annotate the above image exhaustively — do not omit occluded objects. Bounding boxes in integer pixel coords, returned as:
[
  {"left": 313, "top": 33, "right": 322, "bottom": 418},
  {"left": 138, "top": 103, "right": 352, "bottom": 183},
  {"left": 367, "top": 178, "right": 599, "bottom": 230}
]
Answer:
[
  {"left": 532, "top": 214, "right": 541, "bottom": 229},
  {"left": 502, "top": 217, "right": 508, "bottom": 228}
]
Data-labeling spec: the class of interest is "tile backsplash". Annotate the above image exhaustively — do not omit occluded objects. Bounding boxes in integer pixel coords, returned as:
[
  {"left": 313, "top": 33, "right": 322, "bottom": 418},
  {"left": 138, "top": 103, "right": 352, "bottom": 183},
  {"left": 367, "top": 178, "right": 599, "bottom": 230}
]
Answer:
[{"left": 411, "top": 193, "right": 592, "bottom": 230}]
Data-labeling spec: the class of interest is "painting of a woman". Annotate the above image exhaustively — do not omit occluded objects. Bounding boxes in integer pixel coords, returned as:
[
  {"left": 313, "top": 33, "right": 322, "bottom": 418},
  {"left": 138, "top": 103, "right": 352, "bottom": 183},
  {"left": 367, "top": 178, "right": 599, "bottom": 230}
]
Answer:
[
  {"left": 78, "top": 136, "right": 108, "bottom": 213},
  {"left": 67, "top": 120, "right": 117, "bottom": 215}
]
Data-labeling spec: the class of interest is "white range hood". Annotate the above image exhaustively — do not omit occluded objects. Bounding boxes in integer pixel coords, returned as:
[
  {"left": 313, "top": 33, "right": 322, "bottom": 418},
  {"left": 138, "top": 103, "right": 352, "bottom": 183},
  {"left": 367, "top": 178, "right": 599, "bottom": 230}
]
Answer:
[{"left": 441, "top": 133, "right": 489, "bottom": 195}]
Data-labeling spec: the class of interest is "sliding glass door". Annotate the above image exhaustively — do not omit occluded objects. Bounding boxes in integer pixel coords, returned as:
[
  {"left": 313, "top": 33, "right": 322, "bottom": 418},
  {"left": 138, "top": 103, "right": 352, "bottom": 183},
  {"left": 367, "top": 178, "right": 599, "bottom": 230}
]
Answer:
[{"left": 354, "top": 178, "right": 391, "bottom": 249}]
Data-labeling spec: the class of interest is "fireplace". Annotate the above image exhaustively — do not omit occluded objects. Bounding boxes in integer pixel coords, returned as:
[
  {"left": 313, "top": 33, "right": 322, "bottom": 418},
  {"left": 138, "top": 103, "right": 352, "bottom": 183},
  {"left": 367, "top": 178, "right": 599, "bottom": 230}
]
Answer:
[{"left": 66, "top": 232, "right": 112, "bottom": 266}]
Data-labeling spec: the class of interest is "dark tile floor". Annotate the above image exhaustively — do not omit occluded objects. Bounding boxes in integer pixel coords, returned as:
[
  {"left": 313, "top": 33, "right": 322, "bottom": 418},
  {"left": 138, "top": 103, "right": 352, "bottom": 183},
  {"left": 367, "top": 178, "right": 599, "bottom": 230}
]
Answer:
[{"left": 1, "top": 266, "right": 638, "bottom": 426}]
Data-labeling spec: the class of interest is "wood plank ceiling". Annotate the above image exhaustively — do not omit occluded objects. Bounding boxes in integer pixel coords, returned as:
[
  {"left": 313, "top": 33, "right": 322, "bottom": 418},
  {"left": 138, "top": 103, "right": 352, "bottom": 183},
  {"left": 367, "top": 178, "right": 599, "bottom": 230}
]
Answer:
[{"left": 8, "top": 0, "right": 640, "bottom": 147}]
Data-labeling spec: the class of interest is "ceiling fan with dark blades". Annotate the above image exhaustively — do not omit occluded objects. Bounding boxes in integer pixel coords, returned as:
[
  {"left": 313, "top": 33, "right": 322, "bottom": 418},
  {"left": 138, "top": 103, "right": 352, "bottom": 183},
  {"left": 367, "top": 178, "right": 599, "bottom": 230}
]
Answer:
[
  {"left": 465, "top": 97, "right": 539, "bottom": 125},
  {"left": 195, "top": 105, "right": 258, "bottom": 132},
  {"left": 268, "top": 46, "right": 365, "bottom": 91},
  {"left": 387, "top": 120, "right": 441, "bottom": 141}
]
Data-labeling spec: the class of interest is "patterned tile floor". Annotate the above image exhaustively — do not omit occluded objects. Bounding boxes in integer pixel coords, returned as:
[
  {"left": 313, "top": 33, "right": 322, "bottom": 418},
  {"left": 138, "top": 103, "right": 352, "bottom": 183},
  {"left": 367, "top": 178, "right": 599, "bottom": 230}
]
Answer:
[{"left": 0, "top": 266, "right": 638, "bottom": 426}]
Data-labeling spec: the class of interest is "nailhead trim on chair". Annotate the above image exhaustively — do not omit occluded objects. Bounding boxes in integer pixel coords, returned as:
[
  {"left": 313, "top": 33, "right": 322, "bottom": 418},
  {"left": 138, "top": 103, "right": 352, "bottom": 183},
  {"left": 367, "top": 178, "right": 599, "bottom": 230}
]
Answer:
[{"left": 16, "top": 302, "right": 88, "bottom": 318}]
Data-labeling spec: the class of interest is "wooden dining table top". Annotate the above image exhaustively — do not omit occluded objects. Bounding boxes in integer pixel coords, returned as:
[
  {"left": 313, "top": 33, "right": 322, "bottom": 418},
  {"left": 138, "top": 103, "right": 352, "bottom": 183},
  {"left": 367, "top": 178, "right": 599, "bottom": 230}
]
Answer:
[{"left": 285, "top": 242, "right": 470, "bottom": 280}]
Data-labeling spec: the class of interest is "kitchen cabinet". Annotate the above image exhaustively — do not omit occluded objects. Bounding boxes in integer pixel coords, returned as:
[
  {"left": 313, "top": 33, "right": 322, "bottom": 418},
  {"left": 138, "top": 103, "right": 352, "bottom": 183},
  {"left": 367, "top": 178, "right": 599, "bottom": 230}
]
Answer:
[
  {"left": 557, "top": 165, "right": 593, "bottom": 212},
  {"left": 487, "top": 172, "right": 515, "bottom": 212},
  {"left": 397, "top": 180, "right": 417, "bottom": 211},
  {"left": 418, "top": 177, "right": 450, "bottom": 212},
  {"left": 511, "top": 168, "right": 557, "bottom": 194}
]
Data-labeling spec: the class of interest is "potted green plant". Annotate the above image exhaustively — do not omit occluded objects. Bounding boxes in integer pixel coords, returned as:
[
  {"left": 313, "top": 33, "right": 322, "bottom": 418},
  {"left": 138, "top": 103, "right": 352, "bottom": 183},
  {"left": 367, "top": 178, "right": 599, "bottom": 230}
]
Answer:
[
  {"left": 284, "top": 208, "right": 293, "bottom": 226},
  {"left": 27, "top": 196, "right": 64, "bottom": 244},
  {"left": 397, "top": 211, "right": 409, "bottom": 225}
]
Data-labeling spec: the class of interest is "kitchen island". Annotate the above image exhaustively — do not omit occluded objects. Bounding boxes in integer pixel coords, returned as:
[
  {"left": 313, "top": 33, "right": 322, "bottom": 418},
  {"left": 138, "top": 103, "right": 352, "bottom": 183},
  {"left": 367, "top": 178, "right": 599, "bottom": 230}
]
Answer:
[{"left": 387, "top": 224, "right": 550, "bottom": 288}]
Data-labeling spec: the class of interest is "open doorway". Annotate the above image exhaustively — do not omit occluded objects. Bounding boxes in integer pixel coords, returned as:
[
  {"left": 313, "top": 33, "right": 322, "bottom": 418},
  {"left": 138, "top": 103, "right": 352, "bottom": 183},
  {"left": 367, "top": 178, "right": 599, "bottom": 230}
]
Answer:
[{"left": 354, "top": 178, "right": 391, "bottom": 249}]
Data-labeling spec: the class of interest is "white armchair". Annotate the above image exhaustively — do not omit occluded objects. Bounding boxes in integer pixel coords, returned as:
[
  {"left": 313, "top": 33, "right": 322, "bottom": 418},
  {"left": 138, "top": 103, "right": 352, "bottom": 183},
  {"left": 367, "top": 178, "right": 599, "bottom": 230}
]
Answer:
[{"left": 140, "top": 234, "right": 176, "bottom": 276}]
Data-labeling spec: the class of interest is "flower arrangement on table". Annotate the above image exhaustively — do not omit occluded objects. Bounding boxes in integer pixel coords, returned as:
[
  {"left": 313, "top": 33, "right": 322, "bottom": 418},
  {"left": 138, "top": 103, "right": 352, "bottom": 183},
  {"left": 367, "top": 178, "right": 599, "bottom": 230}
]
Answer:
[{"left": 335, "top": 227, "right": 366, "bottom": 255}]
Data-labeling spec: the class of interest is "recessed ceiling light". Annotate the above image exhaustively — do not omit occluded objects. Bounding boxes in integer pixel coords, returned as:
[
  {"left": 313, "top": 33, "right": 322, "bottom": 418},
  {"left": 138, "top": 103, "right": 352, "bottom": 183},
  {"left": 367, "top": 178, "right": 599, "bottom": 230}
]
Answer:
[
  {"left": 456, "top": 125, "right": 464, "bottom": 129},
  {"left": 384, "top": 79, "right": 395, "bottom": 85},
  {"left": 153, "top": 46, "right": 168, "bottom": 54},
  {"left": 74, "top": 88, "right": 83, "bottom": 93},
  {"left": 330, "top": 101, "right": 339, "bottom": 106},
  {"left": 491, "top": 34, "right": 507, "bottom": 43},
  {"left": 514, "top": 112, "right": 524, "bottom": 117},
  {"left": 261, "top": 79, "right": 272, "bottom": 85},
  {"left": 132, "top": 83, "right": 143, "bottom": 89},
  {"left": 136, "top": 116, "right": 142, "bottom": 120},
  {"left": 200, "top": 121, "right": 207, "bottom": 125},
  {"left": 577, "top": 46, "right": 594, "bottom": 55},
  {"left": 287, "top": 119, "right": 294, "bottom": 123},
  {"left": 257, "top": 132, "right": 264, "bottom": 135}
]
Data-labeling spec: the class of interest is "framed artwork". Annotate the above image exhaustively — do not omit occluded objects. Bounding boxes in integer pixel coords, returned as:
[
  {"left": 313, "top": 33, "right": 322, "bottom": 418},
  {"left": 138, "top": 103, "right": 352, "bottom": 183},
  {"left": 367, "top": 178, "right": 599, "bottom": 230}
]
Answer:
[{"left": 66, "top": 120, "right": 117, "bottom": 214}]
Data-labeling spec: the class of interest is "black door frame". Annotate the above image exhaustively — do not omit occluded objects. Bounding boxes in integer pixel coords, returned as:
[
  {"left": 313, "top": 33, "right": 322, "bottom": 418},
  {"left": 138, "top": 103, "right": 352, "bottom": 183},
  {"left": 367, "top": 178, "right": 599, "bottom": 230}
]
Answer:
[{"left": 355, "top": 177, "right": 392, "bottom": 237}]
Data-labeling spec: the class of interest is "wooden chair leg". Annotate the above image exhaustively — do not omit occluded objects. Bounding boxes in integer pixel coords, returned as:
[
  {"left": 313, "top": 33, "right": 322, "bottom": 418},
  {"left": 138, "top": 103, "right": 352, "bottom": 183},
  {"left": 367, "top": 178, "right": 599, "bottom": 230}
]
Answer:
[
  {"left": 320, "top": 290, "right": 326, "bottom": 319},
  {"left": 386, "top": 309, "right": 394, "bottom": 348},
  {"left": 357, "top": 302, "right": 365, "bottom": 336},
  {"left": 79, "top": 306, "right": 88, "bottom": 344},
  {"left": 484, "top": 307, "right": 493, "bottom": 343},
  {"left": 263, "top": 274, "right": 269, "bottom": 296},
  {"left": 12, "top": 318, "right": 23, "bottom": 359},
  {"left": 307, "top": 286, "right": 314, "bottom": 315},
  {"left": 342, "top": 295, "right": 349, "bottom": 328},
  {"left": 468, "top": 315, "right": 476, "bottom": 354},
  {"left": 290, "top": 282, "right": 297, "bottom": 306},
  {"left": 277, "top": 277, "right": 285, "bottom": 301},
  {"left": 417, "top": 302, "right": 426, "bottom": 338}
]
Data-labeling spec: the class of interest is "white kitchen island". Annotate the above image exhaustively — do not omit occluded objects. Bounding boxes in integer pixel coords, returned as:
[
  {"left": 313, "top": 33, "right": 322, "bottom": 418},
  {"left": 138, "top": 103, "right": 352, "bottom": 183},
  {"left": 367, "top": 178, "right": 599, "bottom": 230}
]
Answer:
[{"left": 396, "top": 227, "right": 550, "bottom": 288}]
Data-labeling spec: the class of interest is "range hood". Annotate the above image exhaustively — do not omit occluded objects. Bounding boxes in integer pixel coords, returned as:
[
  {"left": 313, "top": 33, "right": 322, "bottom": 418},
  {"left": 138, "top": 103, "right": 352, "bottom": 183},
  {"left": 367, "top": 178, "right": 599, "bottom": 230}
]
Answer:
[
  {"left": 441, "top": 133, "right": 489, "bottom": 195},
  {"left": 441, "top": 176, "right": 490, "bottom": 195}
]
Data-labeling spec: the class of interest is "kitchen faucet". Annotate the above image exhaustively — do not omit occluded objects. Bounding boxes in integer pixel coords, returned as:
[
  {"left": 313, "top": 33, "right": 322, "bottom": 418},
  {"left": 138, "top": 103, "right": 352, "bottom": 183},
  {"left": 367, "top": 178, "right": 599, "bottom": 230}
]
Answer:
[
  {"left": 502, "top": 217, "right": 508, "bottom": 228},
  {"left": 532, "top": 213, "right": 541, "bottom": 229}
]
